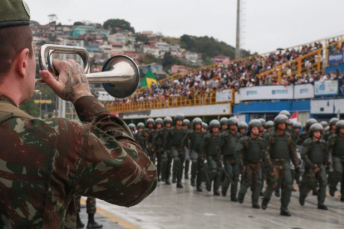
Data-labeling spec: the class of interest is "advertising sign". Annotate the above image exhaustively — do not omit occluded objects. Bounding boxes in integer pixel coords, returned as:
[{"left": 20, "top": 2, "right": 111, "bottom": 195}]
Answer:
[
  {"left": 314, "top": 80, "right": 338, "bottom": 96},
  {"left": 239, "top": 85, "right": 294, "bottom": 101},
  {"left": 328, "top": 52, "right": 344, "bottom": 65},
  {"left": 294, "top": 84, "right": 314, "bottom": 99},
  {"left": 216, "top": 89, "right": 233, "bottom": 103}
]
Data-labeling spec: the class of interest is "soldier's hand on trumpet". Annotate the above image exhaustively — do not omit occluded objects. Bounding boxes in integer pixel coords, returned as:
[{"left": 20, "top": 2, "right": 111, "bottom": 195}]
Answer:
[{"left": 40, "top": 60, "right": 92, "bottom": 103}]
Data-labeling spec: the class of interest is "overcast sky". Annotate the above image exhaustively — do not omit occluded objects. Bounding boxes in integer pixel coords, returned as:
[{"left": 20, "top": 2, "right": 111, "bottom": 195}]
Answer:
[{"left": 26, "top": 0, "right": 344, "bottom": 54}]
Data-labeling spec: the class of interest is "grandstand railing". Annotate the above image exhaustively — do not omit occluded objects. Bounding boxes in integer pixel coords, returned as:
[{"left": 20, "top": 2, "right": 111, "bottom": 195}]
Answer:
[{"left": 107, "top": 91, "right": 226, "bottom": 113}]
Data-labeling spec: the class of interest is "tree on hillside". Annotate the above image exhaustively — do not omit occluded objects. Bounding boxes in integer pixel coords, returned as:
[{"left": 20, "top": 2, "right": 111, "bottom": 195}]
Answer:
[
  {"left": 103, "top": 19, "right": 135, "bottom": 33},
  {"left": 73, "top": 21, "right": 85, "bottom": 26},
  {"left": 162, "top": 52, "right": 175, "bottom": 71},
  {"left": 136, "top": 34, "right": 150, "bottom": 45}
]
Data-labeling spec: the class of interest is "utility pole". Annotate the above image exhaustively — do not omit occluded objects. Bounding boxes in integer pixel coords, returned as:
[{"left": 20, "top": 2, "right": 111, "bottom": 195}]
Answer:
[{"left": 235, "top": 0, "right": 241, "bottom": 59}]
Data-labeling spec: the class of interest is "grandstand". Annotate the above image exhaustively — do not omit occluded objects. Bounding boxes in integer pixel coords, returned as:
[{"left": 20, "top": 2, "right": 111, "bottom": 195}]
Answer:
[{"left": 106, "top": 34, "right": 344, "bottom": 123}]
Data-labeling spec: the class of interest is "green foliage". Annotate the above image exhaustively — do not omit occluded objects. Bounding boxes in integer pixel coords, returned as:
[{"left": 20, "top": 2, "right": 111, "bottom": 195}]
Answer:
[
  {"left": 162, "top": 52, "right": 175, "bottom": 71},
  {"left": 138, "top": 54, "right": 161, "bottom": 65},
  {"left": 162, "top": 37, "right": 181, "bottom": 44},
  {"left": 73, "top": 21, "right": 85, "bottom": 26},
  {"left": 180, "top": 34, "right": 251, "bottom": 60},
  {"left": 136, "top": 34, "right": 150, "bottom": 45},
  {"left": 103, "top": 19, "right": 135, "bottom": 33}
]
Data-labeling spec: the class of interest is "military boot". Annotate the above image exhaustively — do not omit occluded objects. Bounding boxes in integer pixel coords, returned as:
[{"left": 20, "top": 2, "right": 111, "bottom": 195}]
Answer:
[
  {"left": 252, "top": 203, "right": 260, "bottom": 209},
  {"left": 76, "top": 213, "right": 84, "bottom": 229},
  {"left": 237, "top": 194, "right": 244, "bottom": 204},
  {"left": 87, "top": 214, "right": 103, "bottom": 229},
  {"left": 177, "top": 182, "right": 183, "bottom": 188},
  {"left": 274, "top": 189, "right": 280, "bottom": 197},
  {"left": 230, "top": 196, "right": 238, "bottom": 202},
  {"left": 214, "top": 190, "right": 220, "bottom": 196},
  {"left": 318, "top": 205, "right": 328, "bottom": 210},
  {"left": 165, "top": 179, "right": 171, "bottom": 185},
  {"left": 197, "top": 186, "right": 203, "bottom": 192},
  {"left": 261, "top": 198, "right": 270, "bottom": 210},
  {"left": 280, "top": 209, "right": 291, "bottom": 217},
  {"left": 299, "top": 195, "right": 306, "bottom": 206},
  {"left": 329, "top": 187, "right": 336, "bottom": 197},
  {"left": 191, "top": 178, "right": 195, "bottom": 187}
]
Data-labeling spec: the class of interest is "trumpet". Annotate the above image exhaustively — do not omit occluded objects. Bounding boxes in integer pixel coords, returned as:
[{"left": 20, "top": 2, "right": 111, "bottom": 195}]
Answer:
[{"left": 38, "top": 44, "right": 140, "bottom": 98}]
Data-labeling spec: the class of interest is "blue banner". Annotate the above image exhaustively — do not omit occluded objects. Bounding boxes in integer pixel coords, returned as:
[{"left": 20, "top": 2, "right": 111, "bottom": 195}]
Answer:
[{"left": 328, "top": 52, "right": 344, "bottom": 65}]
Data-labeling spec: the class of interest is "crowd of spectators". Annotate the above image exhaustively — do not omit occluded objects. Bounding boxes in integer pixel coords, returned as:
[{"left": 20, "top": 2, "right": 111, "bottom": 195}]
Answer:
[{"left": 111, "top": 38, "right": 344, "bottom": 105}]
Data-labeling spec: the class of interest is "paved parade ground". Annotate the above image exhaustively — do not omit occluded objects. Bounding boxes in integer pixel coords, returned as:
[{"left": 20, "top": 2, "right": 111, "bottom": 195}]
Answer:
[{"left": 87, "top": 180, "right": 344, "bottom": 229}]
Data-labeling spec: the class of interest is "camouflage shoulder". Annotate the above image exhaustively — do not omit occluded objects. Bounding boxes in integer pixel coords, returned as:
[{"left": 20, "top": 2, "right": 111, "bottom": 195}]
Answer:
[{"left": 302, "top": 138, "right": 313, "bottom": 145}]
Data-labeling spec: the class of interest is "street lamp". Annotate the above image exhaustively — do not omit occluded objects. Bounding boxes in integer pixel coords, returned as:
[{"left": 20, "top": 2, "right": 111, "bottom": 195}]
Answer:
[{"left": 39, "top": 92, "right": 42, "bottom": 119}]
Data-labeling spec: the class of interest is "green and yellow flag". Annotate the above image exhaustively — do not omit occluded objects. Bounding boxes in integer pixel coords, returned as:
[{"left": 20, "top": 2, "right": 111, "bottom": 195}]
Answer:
[{"left": 141, "top": 68, "right": 157, "bottom": 89}]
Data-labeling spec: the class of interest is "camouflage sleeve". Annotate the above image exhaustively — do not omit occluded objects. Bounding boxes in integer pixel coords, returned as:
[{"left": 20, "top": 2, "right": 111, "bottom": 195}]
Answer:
[
  {"left": 321, "top": 141, "right": 329, "bottom": 165},
  {"left": 288, "top": 136, "right": 300, "bottom": 167},
  {"left": 265, "top": 135, "right": 272, "bottom": 159},
  {"left": 164, "top": 129, "right": 171, "bottom": 150},
  {"left": 260, "top": 138, "right": 272, "bottom": 166},
  {"left": 62, "top": 96, "right": 157, "bottom": 207},
  {"left": 152, "top": 131, "right": 159, "bottom": 150},
  {"left": 301, "top": 140, "right": 312, "bottom": 168},
  {"left": 218, "top": 133, "right": 224, "bottom": 154},
  {"left": 327, "top": 134, "right": 336, "bottom": 155},
  {"left": 201, "top": 135, "right": 208, "bottom": 157}
]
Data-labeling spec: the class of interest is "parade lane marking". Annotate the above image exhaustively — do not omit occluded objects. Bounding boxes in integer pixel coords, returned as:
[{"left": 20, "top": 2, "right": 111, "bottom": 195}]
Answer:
[{"left": 80, "top": 198, "right": 140, "bottom": 229}]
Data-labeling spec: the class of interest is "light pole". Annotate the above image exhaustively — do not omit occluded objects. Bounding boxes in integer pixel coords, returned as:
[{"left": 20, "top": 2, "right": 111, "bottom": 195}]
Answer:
[
  {"left": 39, "top": 92, "right": 42, "bottom": 119},
  {"left": 45, "top": 94, "right": 47, "bottom": 116}
]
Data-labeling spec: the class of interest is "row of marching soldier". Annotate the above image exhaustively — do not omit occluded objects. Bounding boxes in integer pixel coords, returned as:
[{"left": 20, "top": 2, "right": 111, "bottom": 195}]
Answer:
[{"left": 128, "top": 111, "right": 344, "bottom": 217}]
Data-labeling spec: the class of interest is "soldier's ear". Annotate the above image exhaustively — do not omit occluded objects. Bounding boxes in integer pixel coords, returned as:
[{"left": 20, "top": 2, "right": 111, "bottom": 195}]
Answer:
[{"left": 15, "top": 48, "right": 30, "bottom": 78}]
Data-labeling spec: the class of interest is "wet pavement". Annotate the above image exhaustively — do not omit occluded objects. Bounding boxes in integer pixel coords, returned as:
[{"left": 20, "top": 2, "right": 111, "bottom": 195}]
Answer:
[{"left": 93, "top": 179, "right": 344, "bottom": 229}]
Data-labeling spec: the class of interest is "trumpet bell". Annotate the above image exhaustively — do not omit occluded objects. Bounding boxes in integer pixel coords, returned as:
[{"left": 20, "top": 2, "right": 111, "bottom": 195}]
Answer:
[{"left": 98, "top": 55, "right": 139, "bottom": 98}]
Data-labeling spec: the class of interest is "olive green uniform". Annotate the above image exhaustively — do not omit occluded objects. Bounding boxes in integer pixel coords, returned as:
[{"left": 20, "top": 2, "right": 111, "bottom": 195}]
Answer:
[
  {"left": 300, "top": 138, "right": 328, "bottom": 206},
  {"left": 74, "top": 196, "right": 96, "bottom": 215},
  {"left": 263, "top": 131, "right": 300, "bottom": 212},
  {"left": 219, "top": 131, "right": 241, "bottom": 198},
  {"left": 143, "top": 128, "right": 155, "bottom": 163},
  {"left": 153, "top": 128, "right": 170, "bottom": 182},
  {"left": 237, "top": 136, "right": 271, "bottom": 206},
  {"left": 328, "top": 134, "right": 344, "bottom": 197},
  {"left": 201, "top": 133, "right": 222, "bottom": 193},
  {"left": 185, "top": 130, "right": 206, "bottom": 188},
  {"left": 152, "top": 128, "right": 163, "bottom": 181},
  {"left": 165, "top": 127, "right": 188, "bottom": 185}
]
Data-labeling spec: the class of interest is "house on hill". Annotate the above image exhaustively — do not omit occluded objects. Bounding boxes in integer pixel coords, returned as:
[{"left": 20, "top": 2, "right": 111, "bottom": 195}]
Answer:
[{"left": 211, "top": 55, "right": 230, "bottom": 64}]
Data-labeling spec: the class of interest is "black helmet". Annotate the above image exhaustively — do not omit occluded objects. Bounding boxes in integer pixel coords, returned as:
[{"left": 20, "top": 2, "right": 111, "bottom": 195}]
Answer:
[
  {"left": 336, "top": 120, "right": 344, "bottom": 133},
  {"left": 137, "top": 122, "right": 145, "bottom": 128},
  {"left": 128, "top": 123, "right": 136, "bottom": 129},
  {"left": 146, "top": 118, "right": 155, "bottom": 125},
  {"left": 279, "top": 110, "right": 291, "bottom": 118},
  {"left": 228, "top": 117, "right": 239, "bottom": 126},
  {"left": 164, "top": 116, "right": 173, "bottom": 124},
  {"left": 320, "top": 121, "right": 328, "bottom": 128},
  {"left": 293, "top": 122, "right": 302, "bottom": 129},
  {"left": 306, "top": 118, "right": 318, "bottom": 130},
  {"left": 183, "top": 119, "right": 191, "bottom": 126},
  {"left": 249, "top": 119, "right": 262, "bottom": 132},
  {"left": 238, "top": 121, "right": 248, "bottom": 129},
  {"left": 274, "top": 114, "right": 288, "bottom": 124},
  {"left": 192, "top": 117, "right": 202, "bottom": 125},
  {"left": 155, "top": 118, "right": 163, "bottom": 125},
  {"left": 175, "top": 113, "right": 185, "bottom": 122},
  {"left": 309, "top": 123, "right": 323, "bottom": 135},
  {"left": 266, "top": 121, "right": 274, "bottom": 128},
  {"left": 210, "top": 120, "right": 220, "bottom": 128},
  {"left": 202, "top": 122, "right": 208, "bottom": 129},
  {"left": 330, "top": 118, "right": 339, "bottom": 126},
  {"left": 259, "top": 118, "right": 266, "bottom": 127},
  {"left": 220, "top": 117, "right": 228, "bottom": 126}
]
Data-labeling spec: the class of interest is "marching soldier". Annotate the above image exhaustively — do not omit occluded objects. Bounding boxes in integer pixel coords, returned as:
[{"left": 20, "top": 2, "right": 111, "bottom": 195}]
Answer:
[
  {"left": 238, "top": 121, "right": 248, "bottom": 136},
  {"left": 262, "top": 114, "right": 300, "bottom": 216},
  {"left": 297, "top": 118, "right": 318, "bottom": 145},
  {"left": 143, "top": 118, "right": 156, "bottom": 164},
  {"left": 128, "top": 123, "right": 136, "bottom": 135},
  {"left": 154, "top": 117, "right": 173, "bottom": 184},
  {"left": 258, "top": 118, "right": 266, "bottom": 138},
  {"left": 320, "top": 121, "right": 328, "bottom": 133},
  {"left": 328, "top": 120, "right": 344, "bottom": 201},
  {"left": 136, "top": 122, "right": 148, "bottom": 154},
  {"left": 292, "top": 122, "right": 303, "bottom": 189},
  {"left": 299, "top": 123, "right": 329, "bottom": 210},
  {"left": 219, "top": 117, "right": 241, "bottom": 200},
  {"left": 75, "top": 196, "right": 102, "bottom": 228},
  {"left": 165, "top": 113, "right": 188, "bottom": 188},
  {"left": 266, "top": 121, "right": 274, "bottom": 134},
  {"left": 183, "top": 119, "right": 191, "bottom": 179},
  {"left": 185, "top": 118, "right": 207, "bottom": 191},
  {"left": 220, "top": 117, "right": 229, "bottom": 133},
  {"left": 202, "top": 122, "right": 208, "bottom": 132},
  {"left": 152, "top": 118, "right": 164, "bottom": 181},
  {"left": 201, "top": 120, "right": 222, "bottom": 195},
  {"left": 237, "top": 120, "right": 273, "bottom": 209},
  {"left": 323, "top": 118, "right": 338, "bottom": 141}
]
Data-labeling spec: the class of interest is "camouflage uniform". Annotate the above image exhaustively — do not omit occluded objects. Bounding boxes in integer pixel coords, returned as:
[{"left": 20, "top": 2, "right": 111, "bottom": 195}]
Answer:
[
  {"left": 152, "top": 118, "right": 163, "bottom": 181},
  {"left": 142, "top": 119, "right": 155, "bottom": 164},
  {"left": 0, "top": 96, "right": 157, "bottom": 228},
  {"left": 299, "top": 124, "right": 329, "bottom": 210}
]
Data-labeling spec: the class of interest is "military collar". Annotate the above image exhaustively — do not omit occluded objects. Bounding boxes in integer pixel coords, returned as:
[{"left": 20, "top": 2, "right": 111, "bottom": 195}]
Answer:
[{"left": 0, "top": 93, "right": 17, "bottom": 107}]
